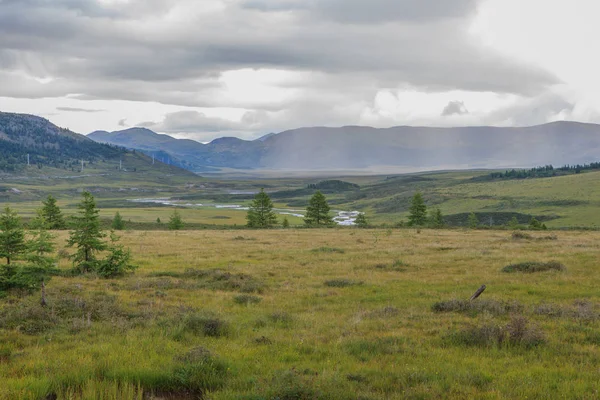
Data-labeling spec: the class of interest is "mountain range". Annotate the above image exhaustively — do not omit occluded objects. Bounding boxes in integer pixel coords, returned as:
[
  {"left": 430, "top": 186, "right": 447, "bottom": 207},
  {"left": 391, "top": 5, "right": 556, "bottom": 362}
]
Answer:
[{"left": 89, "top": 122, "right": 600, "bottom": 173}]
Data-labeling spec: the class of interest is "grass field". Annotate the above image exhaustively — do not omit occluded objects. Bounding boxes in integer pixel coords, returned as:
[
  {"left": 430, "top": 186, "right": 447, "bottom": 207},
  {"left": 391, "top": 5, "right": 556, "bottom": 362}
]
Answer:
[{"left": 2, "top": 228, "right": 600, "bottom": 399}]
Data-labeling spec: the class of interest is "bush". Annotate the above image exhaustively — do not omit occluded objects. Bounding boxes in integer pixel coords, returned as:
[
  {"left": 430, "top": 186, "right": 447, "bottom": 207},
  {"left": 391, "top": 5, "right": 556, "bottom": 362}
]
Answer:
[
  {"left": 324, "top": 279, "right": 362, "bottom": 288},
  {"left": 185, "top": 314, "right": 229, "bottom": 337},
  {"left": 502, "top": 261, "right": 566, "bottom": 273},
  {"left": 432, "top": 299, "right": 523, "bottom": 316},
  {"left": 511, "top": 231, "right": 532, "bottom": 240},
  {"left": 96, "top": 240, "right": 137, "bottom": 278},
  {"left": 448, "top": 316, "right": 545, "bottom": 348}
]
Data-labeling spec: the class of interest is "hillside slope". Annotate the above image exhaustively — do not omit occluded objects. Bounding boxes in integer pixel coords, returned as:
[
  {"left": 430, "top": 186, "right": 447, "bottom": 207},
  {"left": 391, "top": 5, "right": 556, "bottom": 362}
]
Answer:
[
  {"left": 89, "top": 121, "right": 600, "bottom": 172},
  {"left": 0, "top": 112, "right": 196, "bottom": 180}
]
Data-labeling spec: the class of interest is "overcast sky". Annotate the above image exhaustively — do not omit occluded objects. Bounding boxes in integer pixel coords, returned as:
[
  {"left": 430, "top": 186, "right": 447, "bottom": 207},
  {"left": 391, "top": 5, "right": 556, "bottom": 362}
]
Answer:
[{"left": 0, "top": 0, "right": 598, "bottom": 142}]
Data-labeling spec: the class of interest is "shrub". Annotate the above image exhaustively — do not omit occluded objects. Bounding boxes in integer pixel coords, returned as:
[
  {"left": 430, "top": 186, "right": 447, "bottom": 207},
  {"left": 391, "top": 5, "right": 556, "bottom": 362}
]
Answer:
[
  {"left": 233, "top": 294, "right": 262, "bottom": 305},
  {"left": 324, "top": 279, "right": 362, "bottom": 288},
  {"left": 511, "top": 231, "right": 532, "bottom": 240},
  {"left": 312, "top": 247, "right": 345, "bottom": 254},
  {"left": 502, "top": 261, "right": 566, "bottom": 273},
  {"left": 448, "top": 316, "right": 544, "bottom": 348},
  {"left": 432, "top": 299, "right": 523, "bottom": 316},
  {"left": 185, "top": 314, "right": 229, "bottom": 338},
  {"left": 96, "top": 235, "right": 137, "bottom": 278}
]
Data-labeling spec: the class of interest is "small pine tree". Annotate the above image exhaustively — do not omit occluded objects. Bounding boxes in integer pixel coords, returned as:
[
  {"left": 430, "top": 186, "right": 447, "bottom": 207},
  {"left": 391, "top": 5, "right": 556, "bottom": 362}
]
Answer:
[
  {"left": 66, "top": 192, "right": 107, "bottom": 272},
  {"left": 246, "top": 189, "right": 278, "bottom": 228},
  {"left": 26, "top": 211, "right": 56, "bottom": 269},
  {"left": 408, "top": 192, "right": 427, "bottom": 227},
  {"left": 0, "top": 207, "right": 26, "bottom": 265},
  {"left": 467, "top": 212, "right": 479, "bottom": 229},
  {"left": 354, "top": 213, "right": 368, "bottom": 228},
  {"left": 111, "top": 211, "right": 126, "bottom": 230},
  {"left": 97, "top": 232, "right": 137, "bottom": 278},
  {"left": 304, "top": 191, "right": 333, "bottom": 226},
  {"left": 168, "top": 209, "right": 184, "bottom": 230},
  {"left": 508, "top": 216, "right": 519, "bottom": 230},
  {"left": 156, "top": 217, "right": 162, "bottom": 224},
  {"left": 431, "top": 208, "right": 445, "bottom": 228},
  {"left": 282, "top": 217, "right": 290, "bottom": 228},
  {"left": 41, "top": 195, "right": 66, "bottom": 229}
]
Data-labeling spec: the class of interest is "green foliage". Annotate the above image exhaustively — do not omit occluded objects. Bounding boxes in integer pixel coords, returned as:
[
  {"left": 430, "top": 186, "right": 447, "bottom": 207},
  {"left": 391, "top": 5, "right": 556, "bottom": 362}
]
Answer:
[
  {"left": 246, "top": 189, "right": 278, "bottom": 228},
  {"left": 502, "top": 261, "right": 566, "bottom": 273},
  {"left": 156, "top": 217, "right": 161, "bottom": 224},
  {"left": 0, "top": 264, "right": 51, "bottom": 293},
  {"left": 282, "top": 217, "right": 290, "bottom": 228},
  {"left": 468, "top": 212, "right": 479, "bottom": 229},
  {"left": 96, "top": 232, "right": 137, "bottom": 278},
  {"left": 111, "top": 211, "right": 126, "bottom": 230},
  {"left": 430, "top": 208, "right": 445, "bottom": 228},
  {"left": 529, "top": 217, "right": 547, "bottom": 230},
  {"left": 168, "top": 209, "right": 184, "bottom": 230},
  {"left": 26, "top": 212, "right": 56, "bottom": 269},
  {"left": 354, "top": 213, "right": 368, "bottom": 228},
  {"left": 66, "top": 192, "right": 107, "bottom": 272},
  {"left": 0, "top": 207, "right": 26, "bottom": 265},
  {"left": 304, "top": 191, "right": 333, "bottom": 226},
  {"left": 508, "top": 216, "right": 519, "bottom": 230},
  {"left": 41, "top": 195, "right": 66, "bottom": 229},
  {"left": 408, "top": 192, "right": 427, "bottom": 226},
  {"left": 306, "top": 180, "right": 360, "bottom": 191}
]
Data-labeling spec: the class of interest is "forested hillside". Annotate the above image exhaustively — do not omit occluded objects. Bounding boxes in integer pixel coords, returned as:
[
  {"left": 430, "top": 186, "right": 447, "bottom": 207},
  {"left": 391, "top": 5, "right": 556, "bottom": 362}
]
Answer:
[{"left": 0, "top": 112, "right": 124, "bottom": 172}]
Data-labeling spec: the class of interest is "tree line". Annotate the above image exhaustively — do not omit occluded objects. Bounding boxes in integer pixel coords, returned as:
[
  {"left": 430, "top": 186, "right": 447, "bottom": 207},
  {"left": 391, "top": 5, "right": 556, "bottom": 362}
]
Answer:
[{"left": 484, "top": 162, "right": 600, "bottom": 181}]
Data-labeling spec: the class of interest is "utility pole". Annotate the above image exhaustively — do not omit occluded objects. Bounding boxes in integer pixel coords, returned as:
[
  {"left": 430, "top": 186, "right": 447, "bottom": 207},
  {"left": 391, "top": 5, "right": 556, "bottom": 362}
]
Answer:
[
  {"left": 152, "top": 154, "right": 155, "bottom": 165},
  {"left": 81, "top": 160, "right": 84, "bottom": 172},
  {"left": 27, "top": 154, "right": 30, "bottom": 166},
  {"left": 119, "top": 158, "right": 122, "bottom": 171}
]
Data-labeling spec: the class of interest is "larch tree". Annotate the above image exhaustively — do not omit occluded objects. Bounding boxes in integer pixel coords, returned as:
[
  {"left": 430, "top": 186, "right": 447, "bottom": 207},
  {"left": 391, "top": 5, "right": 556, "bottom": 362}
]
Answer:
[
  {"left": 0, "top": 207, "right": 26, "bottom": 265},
  {"left": 41, "top": 195, "right": 66, "bottom": 229},
  {"left": 246, "top": 189, "right": 278, "bottom": 228},
  {"left": 304, "top": 191, "right": 333, "bottom": 226},
  {"left": 408, "top": 192, "right": 428, "bottom": 227},
  {"left": 67, "top": 191, "right": 107, "bottom": 272}
]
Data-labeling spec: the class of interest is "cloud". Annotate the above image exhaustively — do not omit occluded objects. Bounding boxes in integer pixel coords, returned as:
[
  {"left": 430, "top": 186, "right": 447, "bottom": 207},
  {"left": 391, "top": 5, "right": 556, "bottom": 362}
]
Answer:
[
  {"left": 0, "top": 0, "right": 557, "bottom": 106},
  {"left": 441, "top": 101, "right": 469, "bottom": 116},
  {"left": 118, "top": 118, "right": 127, "bottom": 127},
  {"left": 56, "top": 106, "right": 105, "bottom": 113}
]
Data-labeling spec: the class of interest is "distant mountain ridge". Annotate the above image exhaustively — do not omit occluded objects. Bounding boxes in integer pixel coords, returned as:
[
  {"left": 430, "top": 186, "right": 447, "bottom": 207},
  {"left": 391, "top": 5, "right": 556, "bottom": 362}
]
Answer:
[{"left": 88, "top": 121, "right": 600, "bottom": 173}]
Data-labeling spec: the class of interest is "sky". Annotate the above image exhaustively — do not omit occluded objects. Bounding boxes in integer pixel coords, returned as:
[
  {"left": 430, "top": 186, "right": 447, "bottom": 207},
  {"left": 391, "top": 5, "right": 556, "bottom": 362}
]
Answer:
[{"left": 0, "top": 0, "right": 598, "bottom": 142}]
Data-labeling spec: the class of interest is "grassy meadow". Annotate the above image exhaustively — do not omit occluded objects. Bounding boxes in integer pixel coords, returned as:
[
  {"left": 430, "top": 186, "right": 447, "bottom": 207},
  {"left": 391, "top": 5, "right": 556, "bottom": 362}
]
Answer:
[{"left": 2, "top": 228, "right": 600, "bottom": 399}]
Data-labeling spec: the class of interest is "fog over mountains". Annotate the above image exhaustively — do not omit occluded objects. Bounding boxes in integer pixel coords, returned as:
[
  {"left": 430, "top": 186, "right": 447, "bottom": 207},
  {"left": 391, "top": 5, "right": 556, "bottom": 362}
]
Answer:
[{"left": 88, "top": 122, "right": 600, "bottom": 173}]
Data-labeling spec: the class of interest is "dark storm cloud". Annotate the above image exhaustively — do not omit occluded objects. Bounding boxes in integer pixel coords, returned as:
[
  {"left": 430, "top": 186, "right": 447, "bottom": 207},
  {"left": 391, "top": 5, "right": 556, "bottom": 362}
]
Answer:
[{"left": 0, "top": 0, "right": 559, "bottom": 131}]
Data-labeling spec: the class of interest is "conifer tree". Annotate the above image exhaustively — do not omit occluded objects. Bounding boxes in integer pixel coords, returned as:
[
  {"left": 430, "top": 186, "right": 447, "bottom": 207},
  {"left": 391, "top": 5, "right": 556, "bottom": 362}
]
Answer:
[
  {"left": 431, "top": 208, "right": 445, "bottom": 228},
  {"left": 0, "top": 207, "right": 26, "bottom": 265},
  {"left": 355, "top": 213, "right": 368, "bottom": 228},
  {"left": 408, "top": 192, "right": 428, "bottom": 226},
  {"left": 508, "top": 216, "right": 519, "bottom": 230},
  {"left": 111, "top": 211, "right": 126, "bottom": 230},
  {"left": 168, "top": 209, "right": 184, "bottom": 230},
  {"left": 247, "top": 189, "right": 278, "bottom": 228},
  {"left": 41, "top": 195, "right": 66, "bottom": 229},
  {"left": 304, "top": 191, "right": 333, "bottom": 226},
  {"left": 26, "top": 211, "right": 56, "bottom": 269},
  {"left": 468, "top": 212, "right": 479, "bottom": 229},
  {"left": 67, "top": 191, "right": 106, "bottom": 272},
  {"left": 282, "top": 217, "right": 290, "bottom": 228}
]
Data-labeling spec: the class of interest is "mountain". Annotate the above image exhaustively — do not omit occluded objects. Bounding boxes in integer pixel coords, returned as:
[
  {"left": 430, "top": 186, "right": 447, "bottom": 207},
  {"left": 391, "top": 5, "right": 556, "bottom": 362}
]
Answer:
[
  {"left": 0, "top": 112, "right": 195, "bottom": 178},
  {"left": 89, "top": 128, "right": 265, "bottom": 171},
  {"left": 88, "top": 121, "right": 600, "bottom": 173}
]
